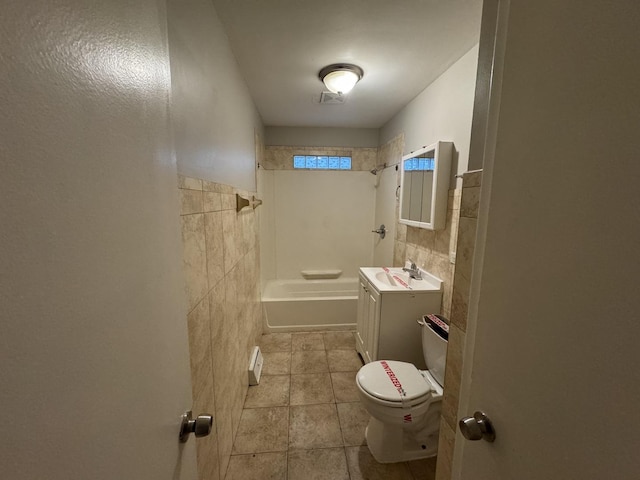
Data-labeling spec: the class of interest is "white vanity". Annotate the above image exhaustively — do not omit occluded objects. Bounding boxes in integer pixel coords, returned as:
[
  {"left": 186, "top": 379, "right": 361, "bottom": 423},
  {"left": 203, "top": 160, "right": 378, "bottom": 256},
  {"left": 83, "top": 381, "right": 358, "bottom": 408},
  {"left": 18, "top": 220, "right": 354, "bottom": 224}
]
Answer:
[{"left": 356, "top": 266, "right": 443, "bottom": 369}]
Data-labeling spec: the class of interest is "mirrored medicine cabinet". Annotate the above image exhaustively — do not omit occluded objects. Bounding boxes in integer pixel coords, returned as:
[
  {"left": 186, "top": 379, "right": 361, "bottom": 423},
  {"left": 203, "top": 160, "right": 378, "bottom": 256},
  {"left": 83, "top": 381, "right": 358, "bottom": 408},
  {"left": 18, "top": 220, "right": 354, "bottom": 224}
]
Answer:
[{"left": 399, "top": 141, "right": 452, "bottom": 230}]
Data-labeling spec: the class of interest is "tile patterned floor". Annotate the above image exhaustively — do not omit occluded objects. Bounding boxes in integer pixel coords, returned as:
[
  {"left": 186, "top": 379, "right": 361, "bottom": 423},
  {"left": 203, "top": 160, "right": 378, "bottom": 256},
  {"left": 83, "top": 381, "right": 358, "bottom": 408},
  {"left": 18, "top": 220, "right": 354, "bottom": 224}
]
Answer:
[{"left": 223, "top": 331, "right": 437, "bottom": 480}]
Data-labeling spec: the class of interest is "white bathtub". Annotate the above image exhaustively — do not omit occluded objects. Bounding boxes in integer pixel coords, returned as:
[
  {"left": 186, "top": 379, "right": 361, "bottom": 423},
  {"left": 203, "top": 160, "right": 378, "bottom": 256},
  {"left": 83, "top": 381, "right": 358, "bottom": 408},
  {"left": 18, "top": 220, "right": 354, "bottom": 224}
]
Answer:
[{"left": 262, "top": 278, "right": 358, "bottom": 332}]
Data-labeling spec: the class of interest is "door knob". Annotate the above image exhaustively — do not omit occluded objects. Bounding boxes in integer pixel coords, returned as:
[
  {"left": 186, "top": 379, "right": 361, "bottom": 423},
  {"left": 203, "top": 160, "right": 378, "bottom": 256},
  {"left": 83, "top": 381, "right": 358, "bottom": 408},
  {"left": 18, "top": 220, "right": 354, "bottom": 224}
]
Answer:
[
  {"left": 179, "top": 410, "right": 213, "bottom": 442},
  {"left": 459, "top": 411, "right": 496, "bottom": 442}
]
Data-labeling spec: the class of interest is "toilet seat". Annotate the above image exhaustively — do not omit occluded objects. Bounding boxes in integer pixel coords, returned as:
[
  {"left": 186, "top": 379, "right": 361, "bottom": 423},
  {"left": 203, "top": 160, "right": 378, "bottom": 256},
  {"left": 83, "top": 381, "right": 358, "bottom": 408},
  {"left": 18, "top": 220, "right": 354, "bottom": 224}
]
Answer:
[{"left": 357, "top": 360, "right": 432, "bottom": 406}]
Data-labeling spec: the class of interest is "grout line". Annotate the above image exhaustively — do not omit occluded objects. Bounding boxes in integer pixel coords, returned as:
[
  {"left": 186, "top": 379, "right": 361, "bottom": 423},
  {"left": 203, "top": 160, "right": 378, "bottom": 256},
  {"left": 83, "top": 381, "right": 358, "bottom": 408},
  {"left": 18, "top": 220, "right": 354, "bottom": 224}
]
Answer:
[{"left": 286, "top": 335, "right": 292, "bottom": 480}]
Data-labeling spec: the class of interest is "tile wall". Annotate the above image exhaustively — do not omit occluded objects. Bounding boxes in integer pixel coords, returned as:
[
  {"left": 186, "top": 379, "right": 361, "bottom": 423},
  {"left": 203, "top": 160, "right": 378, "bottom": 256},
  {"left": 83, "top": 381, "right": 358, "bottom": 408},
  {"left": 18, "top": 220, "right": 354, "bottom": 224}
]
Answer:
[
  {"left": 381, "top": 134, "right": 460, "bottom": 319},
  {"left": 376, "top": 134, "right": 404, "bottom": 175},
  {"left": 263, "top": 145, "right": 378, "bottom": 171},
  {"left": 382, "top": 136, "right": 475, "bottom": 480},
  {"left": 434, "top": 170, "right": 482, "bottom": 480},
  {"left": 393, "top": 189, "right": 461, "bottom": 319},
  {"left": 178, "top": 174, "right": 263, "bottom": 479}
]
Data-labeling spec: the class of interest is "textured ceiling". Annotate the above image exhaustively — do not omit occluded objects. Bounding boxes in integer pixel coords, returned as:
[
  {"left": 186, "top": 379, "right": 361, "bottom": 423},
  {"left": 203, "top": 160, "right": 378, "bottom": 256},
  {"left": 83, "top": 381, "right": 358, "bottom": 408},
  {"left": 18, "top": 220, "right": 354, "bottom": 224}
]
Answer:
[{"left": 212, "top": 0, "right": 483, "bottom": 128}]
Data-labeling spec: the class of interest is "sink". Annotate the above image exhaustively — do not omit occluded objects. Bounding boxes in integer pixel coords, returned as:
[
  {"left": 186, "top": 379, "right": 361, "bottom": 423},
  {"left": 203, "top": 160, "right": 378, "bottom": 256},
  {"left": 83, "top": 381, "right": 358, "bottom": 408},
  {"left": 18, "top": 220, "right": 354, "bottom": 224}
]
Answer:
[
  {"left": 375, "top": 270, "right": 412, "bottom": 288},
  {"left": 361, "top": 266, "right": 442, "bottom": 293}
]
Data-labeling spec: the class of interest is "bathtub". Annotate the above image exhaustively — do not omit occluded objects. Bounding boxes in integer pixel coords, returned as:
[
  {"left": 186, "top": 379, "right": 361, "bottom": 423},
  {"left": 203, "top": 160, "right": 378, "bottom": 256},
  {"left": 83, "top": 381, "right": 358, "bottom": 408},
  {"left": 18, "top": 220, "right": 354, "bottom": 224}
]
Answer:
[{"left": 262, "top": 278, "right": 358, "bottom": 332}]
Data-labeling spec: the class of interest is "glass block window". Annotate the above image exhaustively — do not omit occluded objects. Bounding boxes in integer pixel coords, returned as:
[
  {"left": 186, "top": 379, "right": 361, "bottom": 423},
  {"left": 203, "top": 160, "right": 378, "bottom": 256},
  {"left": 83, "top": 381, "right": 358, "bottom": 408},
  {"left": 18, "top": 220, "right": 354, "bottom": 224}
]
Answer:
[
  {"left": 293, "top": 155, "right": 306, "bottom": 168},
  {"left": 293, "top": 155, "right": 352, "bottom": 170},
  {"left": 404, "top": 156, "right": 435, "bottom": 171},
  {"left": 305, "top": 156, "right": 317, "bottom": 168}
]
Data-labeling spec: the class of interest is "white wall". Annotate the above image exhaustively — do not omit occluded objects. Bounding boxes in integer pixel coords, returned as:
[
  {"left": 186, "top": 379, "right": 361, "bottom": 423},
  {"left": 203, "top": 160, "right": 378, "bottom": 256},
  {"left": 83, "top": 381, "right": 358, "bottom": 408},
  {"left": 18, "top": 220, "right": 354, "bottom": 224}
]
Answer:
[
  {"left": 167, "top": 0, "right": 263, "bottom": 191},
  {"left": 271, "top": 171, "right": 376, "bottom": 279},
  {"left": 380, "top": 45, "right": 479, "bottom": 187},
  {"left": 265, "top": 126, "right": 380, "bottom": 148}
]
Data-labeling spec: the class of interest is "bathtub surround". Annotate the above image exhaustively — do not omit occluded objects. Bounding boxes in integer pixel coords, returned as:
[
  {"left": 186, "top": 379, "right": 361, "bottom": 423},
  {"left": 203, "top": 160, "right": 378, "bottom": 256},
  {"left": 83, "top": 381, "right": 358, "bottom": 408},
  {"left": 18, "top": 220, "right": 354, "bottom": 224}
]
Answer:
[
  {"left": 373, "top": 134, "right": 404, "bottom": 265},
  {"left": 257, "top": 140, "right": 403, "bottom": 332},
  {"left": 178, "top": 175, "right": 263, "bottom": 479},
  {"left": 259, "top": 146, "right": 378, "bottom": 284}
]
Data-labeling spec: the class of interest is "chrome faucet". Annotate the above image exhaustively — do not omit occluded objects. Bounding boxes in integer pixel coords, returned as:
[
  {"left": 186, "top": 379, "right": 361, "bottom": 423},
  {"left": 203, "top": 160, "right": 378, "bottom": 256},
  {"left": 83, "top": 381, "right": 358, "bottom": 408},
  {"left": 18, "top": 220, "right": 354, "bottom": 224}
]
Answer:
[{"left": 402, "top": 260, "right": 422, "bottom": 280}]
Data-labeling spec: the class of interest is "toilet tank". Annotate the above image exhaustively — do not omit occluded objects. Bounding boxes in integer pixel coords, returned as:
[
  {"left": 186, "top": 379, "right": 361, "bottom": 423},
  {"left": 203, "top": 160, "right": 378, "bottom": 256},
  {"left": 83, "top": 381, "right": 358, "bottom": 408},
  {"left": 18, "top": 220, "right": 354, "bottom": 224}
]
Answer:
[{"left": 421, "top": 315, "right": 449, "bottom": 387}]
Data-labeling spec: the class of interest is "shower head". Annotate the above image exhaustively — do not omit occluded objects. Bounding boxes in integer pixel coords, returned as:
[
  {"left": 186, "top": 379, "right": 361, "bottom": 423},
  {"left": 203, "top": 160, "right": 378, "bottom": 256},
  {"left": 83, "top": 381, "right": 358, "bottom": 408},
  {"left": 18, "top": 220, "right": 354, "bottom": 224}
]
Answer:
[{"left": 370, "top": 163, "right": 387, "bottom": 175}]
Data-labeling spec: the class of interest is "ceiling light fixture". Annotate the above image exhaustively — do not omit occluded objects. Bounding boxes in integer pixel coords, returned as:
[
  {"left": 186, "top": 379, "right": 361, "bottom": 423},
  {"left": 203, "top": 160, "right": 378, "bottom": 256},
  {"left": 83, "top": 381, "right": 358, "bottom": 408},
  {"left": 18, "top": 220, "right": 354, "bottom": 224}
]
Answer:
[{"left": 319, "top": 64, "right": 364, "bottom": 95}]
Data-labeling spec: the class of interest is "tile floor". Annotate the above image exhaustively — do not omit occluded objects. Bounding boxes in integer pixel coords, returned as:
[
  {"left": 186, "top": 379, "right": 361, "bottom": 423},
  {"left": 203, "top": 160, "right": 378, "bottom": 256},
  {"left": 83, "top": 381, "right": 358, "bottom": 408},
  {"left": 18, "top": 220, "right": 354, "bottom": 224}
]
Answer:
[{"left": 222, "top": 331, "right": 436, "bottom": 480}]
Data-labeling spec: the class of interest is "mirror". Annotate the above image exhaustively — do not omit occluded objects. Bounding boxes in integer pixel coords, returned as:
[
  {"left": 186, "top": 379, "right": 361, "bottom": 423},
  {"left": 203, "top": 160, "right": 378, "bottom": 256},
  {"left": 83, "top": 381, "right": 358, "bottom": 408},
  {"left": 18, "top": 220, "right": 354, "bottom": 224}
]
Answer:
[{"left": 399, "top": 141, "right": 452, "bottom": 230}]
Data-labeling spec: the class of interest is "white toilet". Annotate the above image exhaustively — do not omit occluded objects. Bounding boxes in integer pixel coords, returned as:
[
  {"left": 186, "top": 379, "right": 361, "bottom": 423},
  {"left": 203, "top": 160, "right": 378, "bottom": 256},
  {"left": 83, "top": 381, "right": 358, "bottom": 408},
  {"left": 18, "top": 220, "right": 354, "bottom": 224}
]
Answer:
[{"left": 356, "top": 314, "right": 449, "bottom": 463}]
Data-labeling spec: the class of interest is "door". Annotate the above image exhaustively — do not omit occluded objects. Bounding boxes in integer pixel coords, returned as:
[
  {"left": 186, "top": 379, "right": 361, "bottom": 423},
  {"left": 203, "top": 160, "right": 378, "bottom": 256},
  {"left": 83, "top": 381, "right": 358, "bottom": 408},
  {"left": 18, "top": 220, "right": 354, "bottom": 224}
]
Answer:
[
  {"left": 453, "top": 1, "right": 640, "bottom": 478},
  {"left": 0, "top": 1, "right": 198, "bottom": 479}
]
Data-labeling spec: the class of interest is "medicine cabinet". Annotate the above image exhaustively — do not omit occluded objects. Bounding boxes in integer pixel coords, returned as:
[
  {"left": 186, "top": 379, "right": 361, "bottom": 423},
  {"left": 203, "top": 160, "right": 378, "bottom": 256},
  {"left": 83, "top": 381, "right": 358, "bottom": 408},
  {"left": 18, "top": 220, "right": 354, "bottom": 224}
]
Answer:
[{"left": 399, "top": 141, "right": 452, "bottom": 230}]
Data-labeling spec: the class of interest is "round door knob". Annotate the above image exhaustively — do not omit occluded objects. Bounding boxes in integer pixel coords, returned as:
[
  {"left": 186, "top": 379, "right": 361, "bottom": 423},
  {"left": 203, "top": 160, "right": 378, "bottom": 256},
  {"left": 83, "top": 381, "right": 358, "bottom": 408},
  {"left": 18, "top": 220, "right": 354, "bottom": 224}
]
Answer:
[
  {"left": 179, "top": 410, "right": 214, "bottom": 442},
  {"left": 459, "top": 411, "right": 496, "bottom": 442},
  {"left": 193, "top": 414, "right": 213, "bottom": 437},
  {"left": 459, "top": 416, "right": 483, "bottom": 440}
]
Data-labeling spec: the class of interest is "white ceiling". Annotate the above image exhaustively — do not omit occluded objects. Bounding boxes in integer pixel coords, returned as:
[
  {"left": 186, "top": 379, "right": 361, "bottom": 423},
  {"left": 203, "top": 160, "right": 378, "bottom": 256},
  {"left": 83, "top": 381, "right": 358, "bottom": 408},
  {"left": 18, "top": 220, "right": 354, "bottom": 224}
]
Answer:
[{"left": 212, "top": 0, "right": 483, "bottom": 129}]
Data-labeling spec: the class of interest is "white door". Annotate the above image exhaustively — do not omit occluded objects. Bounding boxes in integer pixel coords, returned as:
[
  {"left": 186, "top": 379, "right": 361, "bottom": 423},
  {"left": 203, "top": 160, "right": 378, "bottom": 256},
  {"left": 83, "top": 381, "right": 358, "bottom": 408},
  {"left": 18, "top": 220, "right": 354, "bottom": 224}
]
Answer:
[
  {"left": 0, "top": 1, "right": 198, "bottom": 479},
  {"left": 453, "top": 1, "right": 640, "bottom": 478}
]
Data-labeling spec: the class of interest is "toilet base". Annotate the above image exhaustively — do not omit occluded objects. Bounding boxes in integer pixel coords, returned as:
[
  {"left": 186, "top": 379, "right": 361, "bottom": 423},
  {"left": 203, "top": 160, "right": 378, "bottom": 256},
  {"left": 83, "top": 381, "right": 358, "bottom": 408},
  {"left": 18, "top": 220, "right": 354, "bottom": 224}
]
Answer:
[{"left": 365, "top": 417, "right": 439, "bottom": 463}]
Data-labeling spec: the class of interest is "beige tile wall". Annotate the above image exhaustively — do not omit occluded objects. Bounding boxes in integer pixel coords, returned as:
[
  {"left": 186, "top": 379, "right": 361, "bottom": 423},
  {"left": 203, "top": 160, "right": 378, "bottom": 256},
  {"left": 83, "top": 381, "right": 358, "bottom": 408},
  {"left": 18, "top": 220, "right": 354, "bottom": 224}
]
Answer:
[
  {"left": 393, "top": 189, "right": 461, "bottom": 319},
  {"left": 371, "top": 134, "right": 478, "bottom": 480},
  {"left": 263, "top": 145, "right": 378, "bottom": 171},
  {"left": 386, "top": 136, "right": 462, "bottom": 320},
  {"left": 178, "top": 174, "right": 263, "bottom": 480},
  {"left": 376, "top": 133, "right": 404, "bottom": 172},
  {"left": 435, "top": 169, "right": 482, "bottom": 480}
]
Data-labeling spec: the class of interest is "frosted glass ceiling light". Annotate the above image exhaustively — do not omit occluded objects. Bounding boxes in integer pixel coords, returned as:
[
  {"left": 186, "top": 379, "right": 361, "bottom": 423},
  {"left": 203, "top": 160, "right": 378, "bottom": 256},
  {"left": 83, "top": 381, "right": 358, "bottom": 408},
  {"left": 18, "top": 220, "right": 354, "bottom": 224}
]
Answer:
[{"left": 319, "top": 64, "right": 363, "bottom": 95}]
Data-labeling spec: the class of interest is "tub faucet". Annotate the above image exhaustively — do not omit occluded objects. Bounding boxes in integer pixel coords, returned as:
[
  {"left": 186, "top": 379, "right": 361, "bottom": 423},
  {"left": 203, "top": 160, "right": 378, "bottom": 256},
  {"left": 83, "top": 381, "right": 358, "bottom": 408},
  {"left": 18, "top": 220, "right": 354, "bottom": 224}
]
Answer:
[{"left": 402, "top": 261, "right": 422, "bottom": 280}]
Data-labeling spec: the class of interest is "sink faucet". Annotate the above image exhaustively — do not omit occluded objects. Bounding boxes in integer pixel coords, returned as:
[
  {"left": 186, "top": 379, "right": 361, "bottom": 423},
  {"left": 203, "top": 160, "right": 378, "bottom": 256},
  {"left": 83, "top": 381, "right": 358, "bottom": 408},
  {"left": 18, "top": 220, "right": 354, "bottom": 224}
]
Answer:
[{"left": 402, "top": 260, "right": 422, "bottom": 280}]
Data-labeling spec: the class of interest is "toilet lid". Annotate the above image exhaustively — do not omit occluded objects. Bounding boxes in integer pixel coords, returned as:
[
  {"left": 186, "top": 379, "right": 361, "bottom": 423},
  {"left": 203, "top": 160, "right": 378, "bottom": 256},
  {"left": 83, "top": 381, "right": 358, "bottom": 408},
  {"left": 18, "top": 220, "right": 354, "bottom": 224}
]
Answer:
[{"left": 357, "top": 360, "right": 431, "bottom": 402}]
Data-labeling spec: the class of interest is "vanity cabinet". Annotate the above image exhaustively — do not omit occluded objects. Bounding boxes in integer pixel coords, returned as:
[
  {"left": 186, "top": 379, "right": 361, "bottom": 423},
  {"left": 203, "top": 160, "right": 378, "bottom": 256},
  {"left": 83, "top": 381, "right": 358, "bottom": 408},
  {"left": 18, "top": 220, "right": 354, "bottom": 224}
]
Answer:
[{"left": 355, "top": 268, "right": 443, "bottom": 369}]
